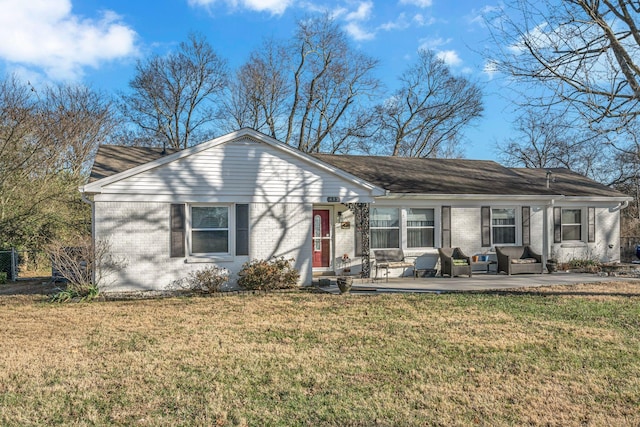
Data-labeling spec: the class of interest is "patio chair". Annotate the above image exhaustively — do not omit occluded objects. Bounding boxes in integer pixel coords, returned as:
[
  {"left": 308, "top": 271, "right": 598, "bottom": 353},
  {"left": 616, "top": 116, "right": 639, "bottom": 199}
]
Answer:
[
  {"left": 495, "top": 246, "right": 543, "bottom": 275},
  {"left": 438, "top": 247, "right": 472, "bottom": 278}
]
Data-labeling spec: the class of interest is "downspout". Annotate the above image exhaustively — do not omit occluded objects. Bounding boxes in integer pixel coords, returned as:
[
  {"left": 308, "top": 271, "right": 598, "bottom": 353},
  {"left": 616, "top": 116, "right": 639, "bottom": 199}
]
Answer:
[{"left": 80, "top": 191, "right": 92, "bottom": 206}]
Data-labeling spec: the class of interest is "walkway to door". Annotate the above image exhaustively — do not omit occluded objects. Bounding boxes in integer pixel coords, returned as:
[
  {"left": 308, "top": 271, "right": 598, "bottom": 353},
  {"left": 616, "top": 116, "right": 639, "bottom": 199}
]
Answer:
[{"left": 316, "top": 272, "right": 640, "bottom": 294}]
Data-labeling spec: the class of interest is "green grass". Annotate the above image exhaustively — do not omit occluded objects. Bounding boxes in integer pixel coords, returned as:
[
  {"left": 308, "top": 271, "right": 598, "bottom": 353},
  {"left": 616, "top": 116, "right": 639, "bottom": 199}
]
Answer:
[{"left": 0, "top": 282, "right": 639, "bottom": 426}]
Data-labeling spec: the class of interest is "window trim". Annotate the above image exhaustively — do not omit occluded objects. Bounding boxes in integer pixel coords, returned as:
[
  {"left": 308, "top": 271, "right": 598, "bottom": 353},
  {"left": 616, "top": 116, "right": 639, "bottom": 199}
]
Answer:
[
  {"left": 370, "top": 207, "right": 400, "bottom": 249},
  {"left": 561, "top": 208, "right": 583, "bottom": 242},
  {"left": 490, "top": 207, "right": 518, "bottom": 246},
  {"left": 406, "top": 207, "right": 436, "bottom": 249},
  {"left": 369, "top": 206, "right": 438, "bottom": 251},
  {"left": 187, "top": 204, "right": 234, "bottom": 258}
]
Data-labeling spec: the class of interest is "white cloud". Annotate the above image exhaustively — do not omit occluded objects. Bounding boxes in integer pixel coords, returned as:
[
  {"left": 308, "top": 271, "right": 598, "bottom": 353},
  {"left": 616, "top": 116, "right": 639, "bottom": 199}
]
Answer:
[
  {"left": 436, "top": 50, "right": 462, "bottom": 67},
  {"left": 413, "top": 14, "right": 435, "bottom": 26},
  {"left": 5, "top": 65, "right": 47, "bottom": 87},
  {"left": 345, "top": 22, "right": 375, "bottom": 41},
  {"left": 188, "top": 0, "right": 293, "bottom": 15},
  {"left": 483, "top": 60, "right": 499, "bottom": 78},
  {"left": 419, "top": 37, "right": 452, "bottom": 50},
  {"left": 342, "top": 1, "right": 375, "bottom": 41},
  {"left": 508, "top": 22, "right": 551, "bottom": 54},
  {"left": 346, "top": 1, "right": 373, "bottom": 21},
  {"left": 0, "top": 0, "right": 137, "bottom": 80},
  {"left": 379, "top": 13, "right": 409, "bottom": 31},
  {"left": 399, "top": 0, "right": 433, "bottom": 7},
  {"left": 467, "top": 5, "right": 502, "bottom": 26},
  {"left": 379, "top": 12, "right": 434, "bottom": 32}
]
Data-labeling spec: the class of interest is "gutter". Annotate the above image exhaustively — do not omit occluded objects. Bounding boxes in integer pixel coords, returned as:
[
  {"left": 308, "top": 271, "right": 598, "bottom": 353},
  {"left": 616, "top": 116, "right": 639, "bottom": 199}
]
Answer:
[
  {"left": 379, "top": 193, "right": 561, "bottom": 202},
  {"left": 80, "top": 189, "right": 93, "bottom": 206}
]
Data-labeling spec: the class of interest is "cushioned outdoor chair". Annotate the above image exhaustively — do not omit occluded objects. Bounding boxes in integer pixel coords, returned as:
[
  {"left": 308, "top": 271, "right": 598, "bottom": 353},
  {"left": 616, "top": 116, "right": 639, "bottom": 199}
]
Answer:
[
  {"left": 495, "top": 246, "right": 544, "bottom": 275},
  {"left": 438, "top": 247, "right": 472, "bottom": 278}
]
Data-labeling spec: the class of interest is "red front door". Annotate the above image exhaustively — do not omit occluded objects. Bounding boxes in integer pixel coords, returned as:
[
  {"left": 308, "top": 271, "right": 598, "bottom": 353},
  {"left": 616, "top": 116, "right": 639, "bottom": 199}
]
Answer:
[{"left": 312, "top": 209, "right": 331, "bottom": 268}]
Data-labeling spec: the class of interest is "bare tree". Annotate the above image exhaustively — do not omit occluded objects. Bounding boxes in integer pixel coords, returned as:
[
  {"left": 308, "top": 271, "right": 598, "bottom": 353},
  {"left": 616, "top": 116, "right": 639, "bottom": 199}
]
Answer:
[
  {"left": 121, "top": 33, "right": 228, "bottom": 150},
  {"left": 0, "top": 75, "right": 110, "bottom": 250},
  {"left": 220, "top": 39, "right": 291, "bottom": 138},
  {"left": 484, "top": 0, "right": 640, "bottom": 212},
  {"left": 222, "top": 15, "right": 381, "bottom": 153},
  {"left": 376, "top": 50, "right": 483, "bottom": 157},
  {"left": 290, "top": 16, "right": 380, "bottom": 153},
  {"left": 498, "top": 107, "right": 608, "bottom": 177},
  {"left": 41, "top": 84, "right": 115, "bottom": 178},
  {"left": 0, "top": 76, "right": 52, "bottom": 249},
  {"left": 0, "top": 75, "right": 41, "bottom": 186},
  {"left": 485, "top": 0, "right": 640, "bottom": 126}
]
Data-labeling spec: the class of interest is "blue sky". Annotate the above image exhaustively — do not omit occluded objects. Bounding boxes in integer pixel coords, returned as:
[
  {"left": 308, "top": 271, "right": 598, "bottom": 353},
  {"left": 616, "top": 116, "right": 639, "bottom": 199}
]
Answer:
[{"left": 0, "top": 0, "right": 514, "bottom": 160}]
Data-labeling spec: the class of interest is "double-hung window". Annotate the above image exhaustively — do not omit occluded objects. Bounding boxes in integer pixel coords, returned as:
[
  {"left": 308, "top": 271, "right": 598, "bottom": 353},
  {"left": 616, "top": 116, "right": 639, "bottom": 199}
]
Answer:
[
  {"left": 492, "top": 208, "right": 516, "bottom": 245},
  {"left": 561, "top": 209, "right": 582, "bottom": 241},
  {"left": 170, "top": 203, "right": 249, "bottom": 258},
  {"left": 371, "top": 207, "right": 400, "bottom": 249},
  {"left": 554, "top": 207, "right": 595, "bottom": 244},
  {"left": 407, "top": 208, "right": 435, "bottom": 248},
  {"left": 191, "top": 206, "right": 229, "bottom": 254}
]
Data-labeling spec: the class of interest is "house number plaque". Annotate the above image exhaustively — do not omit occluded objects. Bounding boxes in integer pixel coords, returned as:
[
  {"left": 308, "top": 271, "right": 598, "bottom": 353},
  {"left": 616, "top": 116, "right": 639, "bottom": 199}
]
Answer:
[{"left": 326, "top": 197, "right": 340, "bottom": 202}]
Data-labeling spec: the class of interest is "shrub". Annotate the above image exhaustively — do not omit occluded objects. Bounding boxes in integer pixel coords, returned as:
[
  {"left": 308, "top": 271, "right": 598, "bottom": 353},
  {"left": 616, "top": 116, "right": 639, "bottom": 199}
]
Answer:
[
  {"left": 48, "top": 236, "right": 127, "bottom": 303},
  {"left": 0, "top": 272, "right": 6, "bottom": 284},
  {"left": 238, "top": 257, "right": 300, "bottom": 291},
  {"left": 51, "top": 283, "right": 100, "bottom": 303},
  {"left": 564, "top": 258, "right": 602, "bottom": 273},
  {"left": 186, "top": 265, "right": 229, "bottom": 293},
  {"left": 566, "top": 258, "right": 600, "bottom": 268}
]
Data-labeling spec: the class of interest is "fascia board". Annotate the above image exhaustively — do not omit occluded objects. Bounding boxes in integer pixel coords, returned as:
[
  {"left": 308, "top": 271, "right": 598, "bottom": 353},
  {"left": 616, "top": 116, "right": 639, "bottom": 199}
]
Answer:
[{"left": 378, "top": 193, "right": 563, "bottom": 201}]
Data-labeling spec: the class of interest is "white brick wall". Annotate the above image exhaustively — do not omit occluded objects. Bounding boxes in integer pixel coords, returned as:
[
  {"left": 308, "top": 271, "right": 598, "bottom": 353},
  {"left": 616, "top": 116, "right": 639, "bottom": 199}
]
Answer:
[
  {"left": 452, "top": 207, "right": 482, "bottom": 254},
  {"left": 552, "top": 206, "right": 621, "bottom": 263},
  {"left": 250, "top": 202, "right": 313, "bottom": 286},
  {"left": 94, "top": 201, "right": 314, "bottom": 292},
  {"left": 529, "top": 206, "right": 545, "bottom": 255},
  {"left": 95, "top": 202, "right": 194, "bottom": 292},
  {"left": 596, "top": 206, "right": 621, "bottom": 262},
  {"left": 94, "top": 200, "right": 624, "bottom": 291}
]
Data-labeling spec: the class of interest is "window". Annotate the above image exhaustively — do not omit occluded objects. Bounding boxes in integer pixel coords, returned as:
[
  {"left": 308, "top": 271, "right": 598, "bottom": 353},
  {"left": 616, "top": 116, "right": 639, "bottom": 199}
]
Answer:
[
  {"left": 492, "top": 208, "right": 516, "bottom": 245},
  {"left": 407, "top": 208, "right": 435, "bottom": 248},
  {"left": 191, "top": 206, "right": 229, "bottom": 254},
  {"left": 171, "top": 203, "right": 249, "bottom": 258},
  {"left": 371, "top": 208, "right": 399, "bottom": 249},
  {"left": 562, "top": 209, "right": 582, "bottom": 241}
]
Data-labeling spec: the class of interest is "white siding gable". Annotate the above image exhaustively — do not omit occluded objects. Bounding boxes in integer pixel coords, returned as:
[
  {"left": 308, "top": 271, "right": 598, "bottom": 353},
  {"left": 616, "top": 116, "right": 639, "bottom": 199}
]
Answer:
[{"left": 97, "top": 136, "right": 378, "bottom": 203}]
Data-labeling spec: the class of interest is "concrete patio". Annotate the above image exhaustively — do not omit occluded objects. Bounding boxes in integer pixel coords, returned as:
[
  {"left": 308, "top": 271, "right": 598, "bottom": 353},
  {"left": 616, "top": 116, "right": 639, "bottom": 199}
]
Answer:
[{"left": 315, "top": 271, "right": 640, "bottom": 294}]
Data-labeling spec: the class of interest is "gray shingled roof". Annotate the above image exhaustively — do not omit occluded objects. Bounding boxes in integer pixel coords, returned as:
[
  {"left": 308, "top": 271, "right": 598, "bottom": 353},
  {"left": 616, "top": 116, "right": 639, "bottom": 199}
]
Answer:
[
  {"left": 313, "top": 154, "right": 557, "bottom": 196},
  {"left": 510, "top": 168, "right": 628, "bottom": 198},
  {"left": 88, "top": 144, "right": 627, "bottom": 198},
  {"left": 89, "top": 145, "right": 178, "bottom": 182}
]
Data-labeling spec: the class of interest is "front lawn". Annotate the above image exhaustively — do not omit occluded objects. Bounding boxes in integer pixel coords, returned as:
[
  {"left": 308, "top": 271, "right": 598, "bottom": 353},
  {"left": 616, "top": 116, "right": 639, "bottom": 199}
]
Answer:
[{"left": 1, "top": 282, "right": 639, "bottom": 426}]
